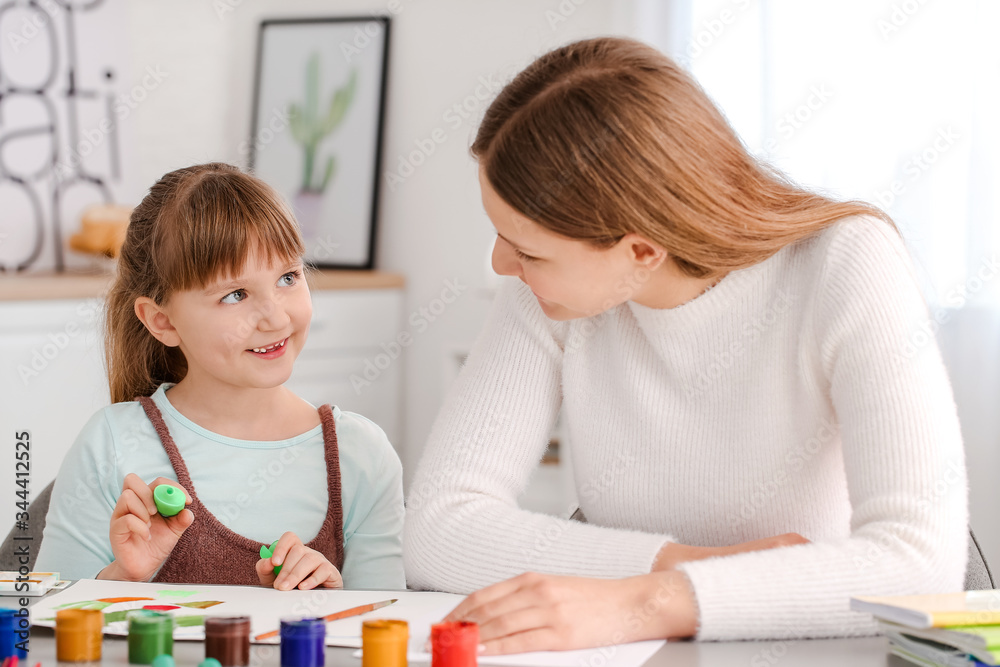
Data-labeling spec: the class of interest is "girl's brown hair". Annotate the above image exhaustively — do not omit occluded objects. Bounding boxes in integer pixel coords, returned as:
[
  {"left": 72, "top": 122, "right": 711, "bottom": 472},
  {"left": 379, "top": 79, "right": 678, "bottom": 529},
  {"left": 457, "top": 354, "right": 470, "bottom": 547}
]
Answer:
[
  {"left": 105, "top": 162, "right": 304, "bottom": 403},
  {"left": 472, "top": 37, "right": 896, "bottom": 278}
]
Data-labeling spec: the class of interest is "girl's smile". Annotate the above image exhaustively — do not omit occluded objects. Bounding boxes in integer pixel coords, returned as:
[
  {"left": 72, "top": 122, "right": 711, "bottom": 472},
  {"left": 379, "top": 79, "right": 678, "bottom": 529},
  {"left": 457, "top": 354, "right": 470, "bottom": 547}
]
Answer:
[{"left": 248, "top": 337, "right": 289, "bottom": 358}]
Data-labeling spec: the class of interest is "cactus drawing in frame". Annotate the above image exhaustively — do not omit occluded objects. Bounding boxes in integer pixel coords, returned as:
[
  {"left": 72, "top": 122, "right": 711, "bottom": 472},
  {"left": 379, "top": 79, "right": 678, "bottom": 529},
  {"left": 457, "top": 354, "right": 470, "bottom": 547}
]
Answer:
[{"left": 288, "top": 52, "right": 357, "bottom": 237}]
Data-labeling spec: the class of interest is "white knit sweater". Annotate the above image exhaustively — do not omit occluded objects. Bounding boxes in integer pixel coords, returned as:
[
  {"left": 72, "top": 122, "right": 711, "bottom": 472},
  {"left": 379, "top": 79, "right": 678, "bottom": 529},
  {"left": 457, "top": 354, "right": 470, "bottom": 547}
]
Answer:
[{"left": 403, "top": 215, "right": 969, "bottom": 641}]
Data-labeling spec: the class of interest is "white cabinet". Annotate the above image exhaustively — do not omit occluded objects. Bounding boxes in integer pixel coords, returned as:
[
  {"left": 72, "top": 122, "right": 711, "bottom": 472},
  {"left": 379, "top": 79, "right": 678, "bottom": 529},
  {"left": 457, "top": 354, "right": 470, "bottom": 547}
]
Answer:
[
  {"left": 285, "top": 289, "right": 403, "bottom": 446},
  {"left": 0, "top": 298, "right": 109, "bottom": 531},
  {"left": 0, "top": 283, "right": 404, "bottom": 535}
]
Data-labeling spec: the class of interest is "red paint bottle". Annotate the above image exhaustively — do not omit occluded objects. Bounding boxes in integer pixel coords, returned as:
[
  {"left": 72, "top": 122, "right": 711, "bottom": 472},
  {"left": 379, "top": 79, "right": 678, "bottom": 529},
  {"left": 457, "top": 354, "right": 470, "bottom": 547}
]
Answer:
[{"left": 431, "top": 621, "right": 478, "bottom": 667}]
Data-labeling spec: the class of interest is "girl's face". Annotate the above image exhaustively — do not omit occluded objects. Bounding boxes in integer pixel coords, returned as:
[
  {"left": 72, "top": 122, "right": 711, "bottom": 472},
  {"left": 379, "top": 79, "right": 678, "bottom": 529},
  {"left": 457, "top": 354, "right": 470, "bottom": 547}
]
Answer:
[
  {"left": 141, "top": 250, "right": 311, "bottom": 393},
  {"left": 481, "top": 169, "right": 665, "bottom": 321}
]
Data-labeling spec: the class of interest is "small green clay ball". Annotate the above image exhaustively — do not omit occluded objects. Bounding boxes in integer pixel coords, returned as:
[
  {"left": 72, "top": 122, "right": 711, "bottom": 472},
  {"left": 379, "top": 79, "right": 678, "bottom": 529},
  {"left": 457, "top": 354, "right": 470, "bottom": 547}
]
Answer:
[{"left": 152, "top": 655, "right": 176, "bottom": 667}]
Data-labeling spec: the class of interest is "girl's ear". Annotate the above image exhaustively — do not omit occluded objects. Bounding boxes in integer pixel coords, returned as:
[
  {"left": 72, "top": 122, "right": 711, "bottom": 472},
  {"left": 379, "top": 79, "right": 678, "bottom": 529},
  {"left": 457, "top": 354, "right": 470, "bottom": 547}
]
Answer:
[
  {"left": 134, "top": 297, "right": 181, "bottom": 347},
  {"left": 622, "top": 233, "right": 668, "bottom": 271}
]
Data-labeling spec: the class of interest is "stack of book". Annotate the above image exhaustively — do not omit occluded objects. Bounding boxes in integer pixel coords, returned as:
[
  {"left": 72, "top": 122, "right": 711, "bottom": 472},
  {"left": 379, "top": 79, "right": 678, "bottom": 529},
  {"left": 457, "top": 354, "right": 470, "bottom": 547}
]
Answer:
[{"left": 851, "top": 591, "right": 1000, "bottom": 666}]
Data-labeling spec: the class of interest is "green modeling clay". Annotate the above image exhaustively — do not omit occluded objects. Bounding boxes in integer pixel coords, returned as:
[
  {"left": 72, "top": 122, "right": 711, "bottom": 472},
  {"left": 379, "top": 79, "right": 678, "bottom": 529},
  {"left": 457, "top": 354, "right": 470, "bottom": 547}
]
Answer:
[
  {"left": 153, "top": 485, "right": 185, "bottom": 517},
  {"left": 260, "top": 540, "right": 282, "bottom": 576}
]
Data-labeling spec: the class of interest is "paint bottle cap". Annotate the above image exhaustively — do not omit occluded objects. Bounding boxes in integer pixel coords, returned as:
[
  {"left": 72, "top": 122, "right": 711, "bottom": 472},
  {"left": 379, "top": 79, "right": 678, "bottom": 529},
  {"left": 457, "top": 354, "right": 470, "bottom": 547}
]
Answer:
[
  {"left": 153, "top": 484, "right": 185, "bottom": 517},
  {"left": 128, "top": 610, "right": 174, "bottom": 632},
  {"left": 55, "top": 609, "right": 104, "bottom": 662},
  {"left": 279, "top": 617, "right": 325, "bottom": 639},
  {"left": 259, "top": 540, "right": 282, "bottom": 575},
  {"left": 362, "top": 619, "right": 408, "bottom": 641},
  {"left": 431, "top": 621, "right": 479, "bottom": 667}
]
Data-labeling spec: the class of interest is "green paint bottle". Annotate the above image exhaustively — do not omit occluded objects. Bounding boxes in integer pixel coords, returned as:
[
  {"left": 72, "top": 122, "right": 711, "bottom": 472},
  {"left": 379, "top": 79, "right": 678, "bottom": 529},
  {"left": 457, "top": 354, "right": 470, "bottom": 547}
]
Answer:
[{"left": 128, "top": 610, "right": 174, "bottom": 664}]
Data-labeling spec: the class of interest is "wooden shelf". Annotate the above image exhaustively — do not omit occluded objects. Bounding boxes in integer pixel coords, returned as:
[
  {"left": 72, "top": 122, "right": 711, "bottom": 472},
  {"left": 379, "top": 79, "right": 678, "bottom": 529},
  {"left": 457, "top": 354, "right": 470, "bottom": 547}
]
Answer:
[{"left": 0, "top": 269, "right": 404, "bottom": 301}]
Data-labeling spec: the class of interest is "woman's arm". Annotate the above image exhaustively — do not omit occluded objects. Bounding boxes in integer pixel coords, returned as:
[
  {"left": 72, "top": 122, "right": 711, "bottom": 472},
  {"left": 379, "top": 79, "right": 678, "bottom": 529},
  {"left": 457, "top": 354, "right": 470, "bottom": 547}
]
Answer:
[
  {"left": 404, "top": 278, "right": 673, "bottom": 593},
  {"left": 670, "top": 217, "right": 968, "bottom": 640}
]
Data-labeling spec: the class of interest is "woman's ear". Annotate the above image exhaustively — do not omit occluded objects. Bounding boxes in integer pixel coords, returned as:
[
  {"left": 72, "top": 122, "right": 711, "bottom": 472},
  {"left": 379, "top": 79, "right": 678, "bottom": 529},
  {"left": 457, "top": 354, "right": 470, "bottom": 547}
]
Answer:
[
  {"left": 623, "top": 233, "right": 668, "bottom": 271},
  {"left": 134, "top": 297, "right": 181, "bottom": 347}
]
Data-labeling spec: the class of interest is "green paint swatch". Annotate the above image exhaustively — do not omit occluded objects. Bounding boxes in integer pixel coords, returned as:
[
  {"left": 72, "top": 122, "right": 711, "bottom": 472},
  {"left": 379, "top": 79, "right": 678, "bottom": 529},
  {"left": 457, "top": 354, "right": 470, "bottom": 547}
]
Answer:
[{"left": 156, "top": 590, "right": 199, "bottom": 598}]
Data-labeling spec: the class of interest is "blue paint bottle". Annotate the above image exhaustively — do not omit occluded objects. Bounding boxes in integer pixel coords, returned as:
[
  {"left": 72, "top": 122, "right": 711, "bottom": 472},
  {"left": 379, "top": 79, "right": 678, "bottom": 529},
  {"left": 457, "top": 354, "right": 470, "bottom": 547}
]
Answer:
[{"left": 279, "top": 618, "right": 325, "bottom": 667}]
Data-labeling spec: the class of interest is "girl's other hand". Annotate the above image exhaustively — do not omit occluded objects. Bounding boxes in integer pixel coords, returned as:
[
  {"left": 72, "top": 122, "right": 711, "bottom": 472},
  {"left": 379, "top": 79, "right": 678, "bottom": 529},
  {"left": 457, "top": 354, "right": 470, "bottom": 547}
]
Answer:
[
  {"left": 103, "top": 473, "right": 194, "bottom": 581},
  {"left": 652, "top": 532, "right": 809, "bottom": 571},
  {"left": 255, "top": 531, "right": 343, "bottom": 591}
]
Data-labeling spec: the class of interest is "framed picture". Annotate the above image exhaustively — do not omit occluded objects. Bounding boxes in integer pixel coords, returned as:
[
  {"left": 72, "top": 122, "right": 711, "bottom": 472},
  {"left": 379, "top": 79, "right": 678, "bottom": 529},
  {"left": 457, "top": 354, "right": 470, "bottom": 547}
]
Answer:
[{"left": 248, "top": 16, "right": 390, "bottom": 269}]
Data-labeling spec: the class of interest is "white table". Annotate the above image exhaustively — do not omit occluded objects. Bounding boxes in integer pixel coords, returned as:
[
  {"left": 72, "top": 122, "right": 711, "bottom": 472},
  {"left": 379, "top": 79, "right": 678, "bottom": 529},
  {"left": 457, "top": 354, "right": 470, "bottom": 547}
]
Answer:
[{"left": 4, "top": 584, "right": 908, "bottom": 666}]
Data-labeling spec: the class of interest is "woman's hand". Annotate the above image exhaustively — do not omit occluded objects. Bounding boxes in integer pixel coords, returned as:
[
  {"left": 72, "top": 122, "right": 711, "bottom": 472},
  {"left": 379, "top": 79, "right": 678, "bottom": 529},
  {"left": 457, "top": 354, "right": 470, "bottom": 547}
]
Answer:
[
  {"left": 652, "top": 533, "right": 809, "bottom": 571},
  {"left": 100, "top": 473, "right": 194, "bottom": 582},
  {"left": 441, "top": 570, "right": 698, "bottom": 655},
  {"left": 256, "top": 531, "right": 343, "bottom": 591}
]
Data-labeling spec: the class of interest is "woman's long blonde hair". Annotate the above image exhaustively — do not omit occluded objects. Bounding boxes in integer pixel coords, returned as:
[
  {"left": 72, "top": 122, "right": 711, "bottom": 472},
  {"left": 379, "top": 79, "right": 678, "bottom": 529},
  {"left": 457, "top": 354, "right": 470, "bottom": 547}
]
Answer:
[
  {"left": 105, "top": 162, "right": 304, "bottom": 404},
  {"left": 472, "top": 37, "right": 896, "bottom": 278}
]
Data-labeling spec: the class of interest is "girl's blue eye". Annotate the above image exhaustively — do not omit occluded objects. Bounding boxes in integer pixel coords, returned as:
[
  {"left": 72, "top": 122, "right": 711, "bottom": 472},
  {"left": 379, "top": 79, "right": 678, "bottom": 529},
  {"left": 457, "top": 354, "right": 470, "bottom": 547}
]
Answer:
[
  {"left": 514, "top": 248, "right": 537, "bottom": 262},
  {"left": 279, "top": 270, "right": 302, "bottom": 286},
  {"left": 220, "top": 289, "right": 247, "bottom": 304}
]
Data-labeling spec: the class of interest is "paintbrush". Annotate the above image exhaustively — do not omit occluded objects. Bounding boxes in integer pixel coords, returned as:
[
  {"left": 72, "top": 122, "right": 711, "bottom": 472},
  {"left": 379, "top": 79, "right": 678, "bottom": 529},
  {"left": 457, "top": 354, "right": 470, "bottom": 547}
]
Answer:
[{"left": 254, "top": 598, "right": 398, "bottom": 640}]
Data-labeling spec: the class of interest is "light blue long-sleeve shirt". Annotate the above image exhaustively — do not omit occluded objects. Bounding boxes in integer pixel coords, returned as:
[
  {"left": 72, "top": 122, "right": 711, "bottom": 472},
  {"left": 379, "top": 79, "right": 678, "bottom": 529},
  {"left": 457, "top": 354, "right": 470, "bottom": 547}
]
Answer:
[{"left": 36, "top": 383, "right": 405, "bottom": 589}]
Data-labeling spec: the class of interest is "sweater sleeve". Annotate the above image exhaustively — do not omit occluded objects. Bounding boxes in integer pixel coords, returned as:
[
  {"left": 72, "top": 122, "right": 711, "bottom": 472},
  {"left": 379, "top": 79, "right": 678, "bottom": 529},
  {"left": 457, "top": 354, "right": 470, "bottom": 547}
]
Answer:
[
  {"left": 404, "top": 277, "right": 671, "bottom": 593},
  {"left": 339, "top": 415, "right": 406, "bottom": 591},
  {"left": 35, "top": 409, "right": 121, "bottom": 580},
  {"left": 676, "top": 216, "right": 969, "bottom": 640}
]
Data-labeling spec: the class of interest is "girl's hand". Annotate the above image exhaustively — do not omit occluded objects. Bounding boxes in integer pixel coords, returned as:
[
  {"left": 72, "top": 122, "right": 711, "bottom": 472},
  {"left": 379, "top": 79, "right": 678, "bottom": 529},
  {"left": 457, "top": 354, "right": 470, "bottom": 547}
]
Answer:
[
  {"left": 652, "top": 533, "right": 809, "bottom": 571},
  {"left": 442, "top": 570, "right": 698, "bottom": 655},
  {"left": 256, "top": 531, "right": 343, "bottom": 591},
  {"left": 101, "top": 473, "right": 194, "bottom": 581}
]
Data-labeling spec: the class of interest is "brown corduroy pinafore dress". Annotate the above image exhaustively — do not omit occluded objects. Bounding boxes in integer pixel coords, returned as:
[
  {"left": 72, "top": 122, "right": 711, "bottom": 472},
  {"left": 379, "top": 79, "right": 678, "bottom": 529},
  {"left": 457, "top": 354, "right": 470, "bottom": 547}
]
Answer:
[{"left": 135, "top": 396, "right": 345, "bottom": 585}]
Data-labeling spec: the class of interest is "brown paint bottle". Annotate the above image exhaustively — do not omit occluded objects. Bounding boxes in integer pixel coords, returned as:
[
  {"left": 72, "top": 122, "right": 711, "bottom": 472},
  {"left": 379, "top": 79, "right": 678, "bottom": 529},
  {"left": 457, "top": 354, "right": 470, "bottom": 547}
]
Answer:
[{"left": 205, "top": 616, "right": 251, "bottom": 667}]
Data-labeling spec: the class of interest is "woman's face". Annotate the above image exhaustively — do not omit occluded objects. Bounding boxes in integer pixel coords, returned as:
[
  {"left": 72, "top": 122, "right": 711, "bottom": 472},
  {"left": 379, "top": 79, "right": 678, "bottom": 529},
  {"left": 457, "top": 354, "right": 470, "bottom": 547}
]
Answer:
[{"left": 480, "top": 169, "right": 661, "bottom": 321}]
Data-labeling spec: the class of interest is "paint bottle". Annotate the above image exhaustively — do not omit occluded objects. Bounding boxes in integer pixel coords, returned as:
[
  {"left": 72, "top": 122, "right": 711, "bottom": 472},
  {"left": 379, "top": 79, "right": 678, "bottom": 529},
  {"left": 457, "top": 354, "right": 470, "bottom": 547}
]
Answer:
[
  {"left": 205, "top": 616, "right": 251, "bottom": 667},
  {"left": 55, "top": 609, "right": 104, "bottom": 662},
  {"left": 279, "top": 617, "right": 325, "bottom": 667},
  {"left": 0, "top": 609, "right": 29, "bottom": 660},
  {"left": 431, "top": 621, "right": 479, "bottom": 667},
  {"left": 361, "top": 619, "right": 408, "bottom": 667},
  {"left": 127, "top": 610, "right": 174, "bottom": 664}
]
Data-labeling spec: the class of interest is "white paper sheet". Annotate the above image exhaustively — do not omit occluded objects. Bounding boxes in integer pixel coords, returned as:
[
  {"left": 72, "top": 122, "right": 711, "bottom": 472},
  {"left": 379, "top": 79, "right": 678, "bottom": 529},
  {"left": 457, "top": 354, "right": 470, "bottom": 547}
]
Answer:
[
  {"left": 351, "top": 641, "right": 666, "bottom": 666},
  {"left": 31, "top": 579, "right": 665, "bottom": 666},
  {"left": 29, "top": 579, "right": 458, "bottom": 647}
]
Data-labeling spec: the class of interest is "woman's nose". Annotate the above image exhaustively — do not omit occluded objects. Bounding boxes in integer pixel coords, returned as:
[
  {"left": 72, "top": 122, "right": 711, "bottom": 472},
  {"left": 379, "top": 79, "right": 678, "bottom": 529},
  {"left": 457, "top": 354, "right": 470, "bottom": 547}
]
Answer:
[{"left": 491, "top": 237, "right": 521, "bottom": 277}]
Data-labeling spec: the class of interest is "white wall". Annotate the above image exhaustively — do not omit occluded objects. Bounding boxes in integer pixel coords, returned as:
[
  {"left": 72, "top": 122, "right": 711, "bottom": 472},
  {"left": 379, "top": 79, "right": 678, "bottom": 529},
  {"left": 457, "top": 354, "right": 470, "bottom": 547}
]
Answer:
[{"left": 121, "top": 0, "right": 621, "bottom": 483}]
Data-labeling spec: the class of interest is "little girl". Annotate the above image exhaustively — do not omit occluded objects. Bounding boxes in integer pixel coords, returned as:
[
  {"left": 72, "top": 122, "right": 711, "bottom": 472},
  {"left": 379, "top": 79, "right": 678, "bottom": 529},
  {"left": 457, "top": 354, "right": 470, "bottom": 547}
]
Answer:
[{"left": 36, "top": 162, "right": 405, "bottom": 590}]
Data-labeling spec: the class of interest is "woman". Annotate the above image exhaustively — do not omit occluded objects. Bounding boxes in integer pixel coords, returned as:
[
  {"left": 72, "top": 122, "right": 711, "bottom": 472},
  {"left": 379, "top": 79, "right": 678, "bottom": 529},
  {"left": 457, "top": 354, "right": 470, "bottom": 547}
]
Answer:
[{"left": 403, "top": 37, "right": 967, "bottom": 653}]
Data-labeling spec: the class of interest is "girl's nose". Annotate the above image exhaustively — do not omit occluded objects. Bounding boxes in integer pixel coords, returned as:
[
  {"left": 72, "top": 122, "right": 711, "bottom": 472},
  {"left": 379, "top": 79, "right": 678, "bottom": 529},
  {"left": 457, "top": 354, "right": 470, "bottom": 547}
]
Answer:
[
  {"left": 491, "top": 237, "right": 521, "bottom": 278},
  {"left": 256, "top": 297, "right": 291, "bottom": 331}
]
